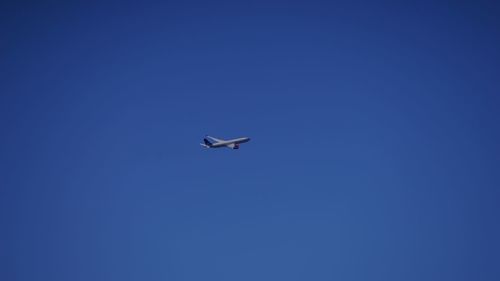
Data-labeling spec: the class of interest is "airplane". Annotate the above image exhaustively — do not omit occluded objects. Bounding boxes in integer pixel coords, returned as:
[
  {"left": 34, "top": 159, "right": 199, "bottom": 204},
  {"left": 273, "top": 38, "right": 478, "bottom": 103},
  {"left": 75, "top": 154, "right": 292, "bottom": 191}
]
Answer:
[{"left": 200, "top": 135, "right": 251, "bottom": 149}]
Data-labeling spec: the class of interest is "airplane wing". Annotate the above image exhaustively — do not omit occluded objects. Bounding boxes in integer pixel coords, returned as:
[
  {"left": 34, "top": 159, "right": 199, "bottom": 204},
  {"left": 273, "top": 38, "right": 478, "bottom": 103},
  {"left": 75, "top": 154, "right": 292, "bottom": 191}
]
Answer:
[
  {"left": 226, "top": 143, "right": 240, "bottom": 149},
  {"left": 206, "top": 135, "right": 225, "bottom": 143}
]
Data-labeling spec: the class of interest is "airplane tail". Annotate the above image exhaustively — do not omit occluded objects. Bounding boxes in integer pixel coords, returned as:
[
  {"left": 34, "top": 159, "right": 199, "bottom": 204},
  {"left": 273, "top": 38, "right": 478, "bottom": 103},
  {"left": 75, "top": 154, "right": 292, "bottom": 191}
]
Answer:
[{"left": 201, "top": 138, "right": 213, "bottom": 148}]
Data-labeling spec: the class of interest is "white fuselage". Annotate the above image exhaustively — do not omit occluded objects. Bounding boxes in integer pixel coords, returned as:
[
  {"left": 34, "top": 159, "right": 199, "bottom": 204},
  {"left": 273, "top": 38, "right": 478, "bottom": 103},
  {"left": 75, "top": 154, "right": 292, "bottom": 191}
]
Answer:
[{"left": 210, "top": 137, "right": 250, "bottom": 148}]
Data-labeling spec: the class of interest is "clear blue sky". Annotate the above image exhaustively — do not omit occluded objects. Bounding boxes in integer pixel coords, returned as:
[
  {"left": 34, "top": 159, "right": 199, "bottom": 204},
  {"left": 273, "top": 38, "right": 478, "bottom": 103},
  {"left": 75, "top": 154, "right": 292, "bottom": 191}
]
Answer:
[{"left": 1, "top": 1, "right": 499, "bottom": 280}]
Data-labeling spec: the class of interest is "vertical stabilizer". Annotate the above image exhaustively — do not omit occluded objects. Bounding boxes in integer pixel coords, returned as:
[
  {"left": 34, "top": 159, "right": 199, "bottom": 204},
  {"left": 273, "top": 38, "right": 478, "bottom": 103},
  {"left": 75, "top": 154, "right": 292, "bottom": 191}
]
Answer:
[{"left": 203, "top": 138, "right": 213, "bottom": 147}]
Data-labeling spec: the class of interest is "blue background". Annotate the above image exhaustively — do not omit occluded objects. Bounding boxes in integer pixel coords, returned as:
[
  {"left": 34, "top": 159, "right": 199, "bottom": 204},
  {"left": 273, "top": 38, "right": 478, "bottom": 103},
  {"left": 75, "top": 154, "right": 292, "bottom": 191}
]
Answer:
[{"left": 1, "top": 1, "right": 499, "bottom": 280}]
